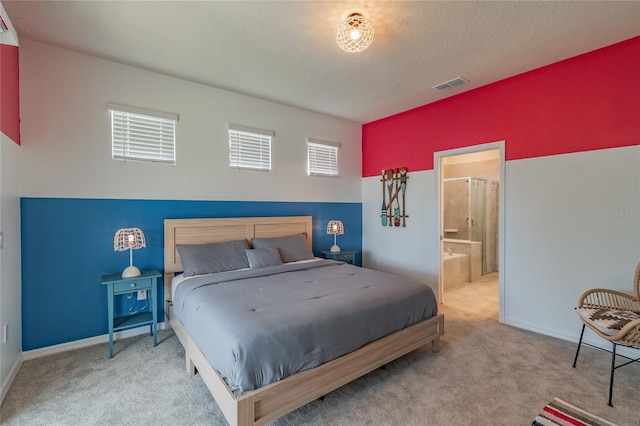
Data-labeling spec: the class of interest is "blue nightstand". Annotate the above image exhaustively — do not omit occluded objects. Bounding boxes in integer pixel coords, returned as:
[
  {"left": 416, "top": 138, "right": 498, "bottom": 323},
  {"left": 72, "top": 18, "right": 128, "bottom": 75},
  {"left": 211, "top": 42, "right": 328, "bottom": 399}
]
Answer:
[
  {"left": 101, "top": 269, "right": 161, "bottom": 358},
  {"left": 321, "top": 250, "right": 357, "bottom": 265}
]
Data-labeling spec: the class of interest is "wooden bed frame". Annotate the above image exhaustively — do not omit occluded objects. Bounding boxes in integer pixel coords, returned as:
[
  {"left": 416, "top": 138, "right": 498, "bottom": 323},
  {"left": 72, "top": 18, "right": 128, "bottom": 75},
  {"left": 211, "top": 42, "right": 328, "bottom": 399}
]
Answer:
[{"left": 164, "top": 216, "right": 444, "bottom": 426}]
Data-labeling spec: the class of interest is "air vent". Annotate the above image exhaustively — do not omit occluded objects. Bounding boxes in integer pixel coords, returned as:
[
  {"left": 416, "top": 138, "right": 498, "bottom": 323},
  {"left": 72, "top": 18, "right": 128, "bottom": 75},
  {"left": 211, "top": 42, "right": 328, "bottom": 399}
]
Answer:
[{"left": 433, "top": 77, "right": 468, "bottom": 91}]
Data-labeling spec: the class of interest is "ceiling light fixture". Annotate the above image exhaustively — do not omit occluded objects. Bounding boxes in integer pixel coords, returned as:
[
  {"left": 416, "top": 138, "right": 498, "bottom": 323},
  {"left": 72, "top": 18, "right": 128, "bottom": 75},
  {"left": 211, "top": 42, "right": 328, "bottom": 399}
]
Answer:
[{"left": 336, "top": 12, "right": 374, "bottom": 53}]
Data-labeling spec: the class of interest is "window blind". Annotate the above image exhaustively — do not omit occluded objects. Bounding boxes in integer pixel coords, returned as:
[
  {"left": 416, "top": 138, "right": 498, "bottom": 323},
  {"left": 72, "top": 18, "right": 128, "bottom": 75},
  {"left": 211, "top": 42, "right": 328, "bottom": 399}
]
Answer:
[
  {"left": 229, "top": 124, "right": 273, "bottom": 171},
  {"left": 108, "top": 103, "right": 177, "bottom": 164},
  {"left": 307, "top": 138, "right": 340, "bottom": 177}
]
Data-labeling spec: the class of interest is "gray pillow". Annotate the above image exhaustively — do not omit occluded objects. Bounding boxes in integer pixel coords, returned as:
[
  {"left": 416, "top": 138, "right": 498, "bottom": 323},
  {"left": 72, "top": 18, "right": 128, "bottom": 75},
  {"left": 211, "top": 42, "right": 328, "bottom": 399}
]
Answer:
[
  {"left": 250, "top": 233, "right": 314, "bottom": 263},
  {"left": 245, "top": 248, "right": 283, "bottom": 268},
  {"left": 177, "top": 239, "right": 250, "bottom": 277}
]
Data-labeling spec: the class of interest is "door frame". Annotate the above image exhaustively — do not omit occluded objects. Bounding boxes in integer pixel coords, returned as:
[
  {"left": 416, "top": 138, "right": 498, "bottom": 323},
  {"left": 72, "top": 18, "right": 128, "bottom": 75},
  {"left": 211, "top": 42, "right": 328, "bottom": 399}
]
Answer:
[{"left": 434, "top": 141, "right": 506, "bottom": 323}]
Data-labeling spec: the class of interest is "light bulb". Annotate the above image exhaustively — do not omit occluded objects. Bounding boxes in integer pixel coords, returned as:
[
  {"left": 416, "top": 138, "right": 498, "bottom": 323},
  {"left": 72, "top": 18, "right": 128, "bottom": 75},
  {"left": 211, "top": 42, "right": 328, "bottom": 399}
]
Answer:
[{"left": 350, "top": 28, "right": 361, "bottom": 40}]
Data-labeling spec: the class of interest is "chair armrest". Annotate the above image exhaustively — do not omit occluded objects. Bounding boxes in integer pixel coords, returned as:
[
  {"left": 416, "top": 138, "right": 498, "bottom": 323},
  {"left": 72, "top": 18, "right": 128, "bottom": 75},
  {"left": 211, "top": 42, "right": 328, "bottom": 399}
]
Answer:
[
  {"left": 578, "top": 288, "right": 640, "bottom": 311},
  {"left": 609, "top": 319, "right": 640, "bottom": 347}
]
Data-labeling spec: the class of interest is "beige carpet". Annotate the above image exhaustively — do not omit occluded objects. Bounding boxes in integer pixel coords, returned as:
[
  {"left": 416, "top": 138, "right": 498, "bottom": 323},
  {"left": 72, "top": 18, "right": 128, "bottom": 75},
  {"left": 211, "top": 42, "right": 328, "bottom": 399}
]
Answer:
[{"left": 2, "top": 276, "right": 639, "bottom": 425}]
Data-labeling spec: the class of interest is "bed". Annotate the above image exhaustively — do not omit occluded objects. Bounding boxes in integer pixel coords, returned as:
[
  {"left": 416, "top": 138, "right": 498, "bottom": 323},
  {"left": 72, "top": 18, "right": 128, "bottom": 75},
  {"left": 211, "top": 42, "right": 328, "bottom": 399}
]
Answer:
[{"left": 164, "top": 216, "right": 444, "bottom": 426}]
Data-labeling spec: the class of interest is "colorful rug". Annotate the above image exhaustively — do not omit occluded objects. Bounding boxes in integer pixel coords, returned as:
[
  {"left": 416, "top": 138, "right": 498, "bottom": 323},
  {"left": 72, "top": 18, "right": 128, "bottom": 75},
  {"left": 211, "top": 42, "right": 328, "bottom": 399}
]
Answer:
[{"left": 532, "top": 398, "right": 619, "bottom": 426}]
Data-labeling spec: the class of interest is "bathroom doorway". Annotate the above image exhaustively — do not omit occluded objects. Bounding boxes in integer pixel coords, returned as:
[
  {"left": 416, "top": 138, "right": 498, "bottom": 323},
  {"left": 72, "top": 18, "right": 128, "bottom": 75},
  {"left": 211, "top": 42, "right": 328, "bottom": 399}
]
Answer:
[{"left": 435, "top": 142, "right": 505, "bottom": 322}]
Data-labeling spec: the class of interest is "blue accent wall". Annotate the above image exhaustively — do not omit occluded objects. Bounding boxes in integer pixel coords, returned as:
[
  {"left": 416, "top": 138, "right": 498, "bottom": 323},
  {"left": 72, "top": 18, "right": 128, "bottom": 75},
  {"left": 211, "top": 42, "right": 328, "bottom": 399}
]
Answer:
[{"left": 21, "top": 198, "right": 362, "bottom": 351}]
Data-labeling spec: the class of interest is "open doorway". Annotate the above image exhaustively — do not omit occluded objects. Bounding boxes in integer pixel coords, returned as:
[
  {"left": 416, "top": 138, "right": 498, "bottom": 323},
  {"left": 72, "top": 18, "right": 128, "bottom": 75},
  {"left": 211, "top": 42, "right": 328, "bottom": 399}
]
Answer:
[{"left": 435, "top": 142, "right": 505, "bottom": 322}]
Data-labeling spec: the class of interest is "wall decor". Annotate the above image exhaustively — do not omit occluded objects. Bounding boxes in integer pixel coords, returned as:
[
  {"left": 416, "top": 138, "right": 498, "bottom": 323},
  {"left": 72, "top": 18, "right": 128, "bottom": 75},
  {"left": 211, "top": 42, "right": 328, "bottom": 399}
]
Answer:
[{"left": 380, "top": 167, "right": 409, "bottom": 227}]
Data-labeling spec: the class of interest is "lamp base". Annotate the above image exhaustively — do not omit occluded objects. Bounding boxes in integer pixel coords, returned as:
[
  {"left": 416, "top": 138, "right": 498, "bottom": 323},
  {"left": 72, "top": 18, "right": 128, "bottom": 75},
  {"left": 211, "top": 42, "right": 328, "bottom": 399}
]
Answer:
[
  {"left": 330, "top": 245, "right": 341, "bottom": 253},
  {"left": 122, "top": 265, "right": 141, "bottom": 278}
]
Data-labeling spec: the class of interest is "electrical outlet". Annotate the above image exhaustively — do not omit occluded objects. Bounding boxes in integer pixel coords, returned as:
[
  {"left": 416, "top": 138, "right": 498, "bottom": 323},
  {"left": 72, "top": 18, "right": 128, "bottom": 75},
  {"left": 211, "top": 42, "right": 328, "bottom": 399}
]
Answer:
[
  {"left": 3, "top": 323, "right": 8, "bottom": 343},
  {"left": 137, "top": 290, "right": 147, "bottom": 301}
]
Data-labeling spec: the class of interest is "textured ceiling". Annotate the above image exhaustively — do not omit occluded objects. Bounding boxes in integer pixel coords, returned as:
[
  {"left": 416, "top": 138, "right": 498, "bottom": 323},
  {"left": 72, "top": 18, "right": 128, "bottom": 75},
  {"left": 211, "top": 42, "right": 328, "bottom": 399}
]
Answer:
[{"left": 3, "top": 1, "right": 639, "bottom": 123}]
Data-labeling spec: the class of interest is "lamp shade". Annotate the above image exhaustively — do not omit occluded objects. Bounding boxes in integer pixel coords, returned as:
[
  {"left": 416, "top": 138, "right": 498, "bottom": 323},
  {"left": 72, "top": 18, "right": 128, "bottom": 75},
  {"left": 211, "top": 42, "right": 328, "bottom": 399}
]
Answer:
[
  {"left": 326, "top": 220, "right": 344, "bottom": 235},
  {"left": 326, "top": 220, "right": 344, "bottom": 253},
  {"left": 114, "top": 228, "right": 146, "bottom": 251},
  {"left": 114, "top": 228, "right": 146, "bottom": 277}
]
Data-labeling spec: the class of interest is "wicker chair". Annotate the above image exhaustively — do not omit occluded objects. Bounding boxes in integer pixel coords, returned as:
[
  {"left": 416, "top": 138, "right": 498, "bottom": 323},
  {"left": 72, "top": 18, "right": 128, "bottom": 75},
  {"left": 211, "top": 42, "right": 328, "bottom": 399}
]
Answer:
[{"left": 572, "top": 261, "right": 640, "bottom": 406}]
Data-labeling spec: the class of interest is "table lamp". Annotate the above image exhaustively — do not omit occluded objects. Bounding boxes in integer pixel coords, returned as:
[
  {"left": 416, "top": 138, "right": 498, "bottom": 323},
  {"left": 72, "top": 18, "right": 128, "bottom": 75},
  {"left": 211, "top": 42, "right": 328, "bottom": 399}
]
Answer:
[
  {"left": 326, "top": 220, "right": 344, "bottom": 253},
  {"left": 114, "top": 227, "right": 146, "bottom": 277}
]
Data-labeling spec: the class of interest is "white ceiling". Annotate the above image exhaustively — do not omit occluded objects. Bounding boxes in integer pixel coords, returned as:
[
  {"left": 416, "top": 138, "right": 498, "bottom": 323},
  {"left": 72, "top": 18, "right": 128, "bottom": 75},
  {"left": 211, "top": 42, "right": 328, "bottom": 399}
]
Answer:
[{"left": 3, "top": 1, "right": 639, "bottom": 124}]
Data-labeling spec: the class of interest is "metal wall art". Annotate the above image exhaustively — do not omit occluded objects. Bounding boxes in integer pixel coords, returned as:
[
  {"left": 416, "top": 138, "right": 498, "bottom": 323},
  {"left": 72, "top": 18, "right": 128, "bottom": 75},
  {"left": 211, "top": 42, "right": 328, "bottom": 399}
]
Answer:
[{"left": 380, "top": 167, "right": 409, "bottom": 227}]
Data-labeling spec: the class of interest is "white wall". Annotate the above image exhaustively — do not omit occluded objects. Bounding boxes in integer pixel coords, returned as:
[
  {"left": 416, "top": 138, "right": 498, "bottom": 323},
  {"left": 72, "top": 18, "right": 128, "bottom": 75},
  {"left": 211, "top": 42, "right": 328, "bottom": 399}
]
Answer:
[
  {"left": 0, "top": 133, "right": 22, "bottom": 401},
  {"left": 362, "top": 170, "right": 438, "bottom": 288},
  {"left": 362, "top": 145, "right": 640, "bottom": 349},
  {"left": 19, "top": 39, "right": 362, "bottom": 202},
  {"left": 503, "top": 146, "right": 640, "bottom": 342}
]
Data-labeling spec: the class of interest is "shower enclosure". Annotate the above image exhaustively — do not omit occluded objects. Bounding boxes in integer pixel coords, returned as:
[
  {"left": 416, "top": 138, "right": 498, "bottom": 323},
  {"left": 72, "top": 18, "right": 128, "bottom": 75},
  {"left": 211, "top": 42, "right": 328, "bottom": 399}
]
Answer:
[{"left": 443, "top": 177, "right": 499, "bottom": 275}]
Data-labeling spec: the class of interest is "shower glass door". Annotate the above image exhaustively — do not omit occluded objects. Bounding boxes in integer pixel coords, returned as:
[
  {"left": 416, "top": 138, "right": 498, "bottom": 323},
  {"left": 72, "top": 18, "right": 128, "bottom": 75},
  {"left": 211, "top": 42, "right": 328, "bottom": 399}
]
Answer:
[{"left": 469, "top": 178, "right": 485, "bottom": 243}]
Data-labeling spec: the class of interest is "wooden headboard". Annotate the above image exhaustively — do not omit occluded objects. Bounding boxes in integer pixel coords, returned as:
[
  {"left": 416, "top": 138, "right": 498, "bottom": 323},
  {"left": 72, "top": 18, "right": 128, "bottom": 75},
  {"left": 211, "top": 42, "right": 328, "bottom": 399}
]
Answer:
[{"left": 163, "top": 216, "right": 313, "bottom": 302}]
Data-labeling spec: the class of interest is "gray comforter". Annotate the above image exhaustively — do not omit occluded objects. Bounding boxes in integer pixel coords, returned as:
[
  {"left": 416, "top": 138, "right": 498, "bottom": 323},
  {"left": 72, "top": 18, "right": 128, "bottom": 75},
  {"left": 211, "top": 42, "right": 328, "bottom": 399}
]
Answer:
[{"left": 173, "top": 259, "right": 438, "bottom": 393}]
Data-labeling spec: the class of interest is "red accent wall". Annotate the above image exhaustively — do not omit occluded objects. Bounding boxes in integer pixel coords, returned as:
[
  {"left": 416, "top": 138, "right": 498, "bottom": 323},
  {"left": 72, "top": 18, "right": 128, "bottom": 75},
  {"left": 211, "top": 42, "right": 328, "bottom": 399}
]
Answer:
[
  {"left": 362, "top": 36, "right": 640, "bottom": 177},
  {"left": 1, "top": 43, "right": 20, "bottom": 145}
]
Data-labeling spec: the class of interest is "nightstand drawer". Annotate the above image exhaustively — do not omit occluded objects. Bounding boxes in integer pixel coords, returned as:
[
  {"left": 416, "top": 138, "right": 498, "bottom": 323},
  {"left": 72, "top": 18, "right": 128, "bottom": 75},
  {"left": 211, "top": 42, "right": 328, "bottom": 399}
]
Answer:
[
  {"left": 333, "top": 253, "right": 353, "bottom": 261},
  {"left": 320, "top": 250, "right": 357, "bottom": 264},
  {"left": 113, "top": 278, "right": 152, "bottom": 293}
]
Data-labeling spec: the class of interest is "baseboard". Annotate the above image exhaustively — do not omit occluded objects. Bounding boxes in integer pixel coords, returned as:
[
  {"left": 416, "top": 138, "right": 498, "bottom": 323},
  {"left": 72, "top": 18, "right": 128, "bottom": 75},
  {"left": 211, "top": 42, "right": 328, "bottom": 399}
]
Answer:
[
  {"left": 504, "top": 317, "right": 639, "bottom": 359},
  {"left": 504, "top": 317, "right": 579, "bottom": 342},
  {"left": 22, "top": 321, "right": 168, "bottom": 361},
  {"left": 0, "top": 353, "right": 23, "bottom": 404}
]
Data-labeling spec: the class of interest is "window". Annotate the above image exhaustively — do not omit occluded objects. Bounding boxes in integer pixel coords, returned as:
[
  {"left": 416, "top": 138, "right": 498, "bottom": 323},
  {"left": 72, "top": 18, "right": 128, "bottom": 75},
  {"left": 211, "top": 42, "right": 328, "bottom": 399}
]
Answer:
[
  {"left": 307, "top": 138, "right": 340, "bottom": 177},
  {"left": 108, "top": 103, "right": 178, "bottom": 164},
  {"left": 228, "top": 124, "right": 273, "bottom": 171}
]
